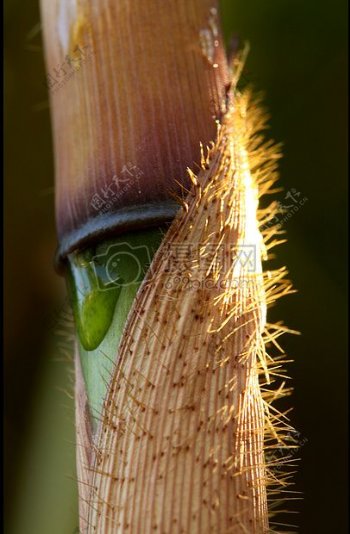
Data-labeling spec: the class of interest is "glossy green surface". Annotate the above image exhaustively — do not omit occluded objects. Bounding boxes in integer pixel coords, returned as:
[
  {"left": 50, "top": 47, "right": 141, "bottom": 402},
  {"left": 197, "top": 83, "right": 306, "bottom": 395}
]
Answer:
[
  {"left": 67, "top": 250, "right": 121, "bottom": 351},
  {"left": 67, "top": 228, "right": 165, "bottom": 428},
  {"left": 67, "top": 228, "right": 164, "bottom": 351}
]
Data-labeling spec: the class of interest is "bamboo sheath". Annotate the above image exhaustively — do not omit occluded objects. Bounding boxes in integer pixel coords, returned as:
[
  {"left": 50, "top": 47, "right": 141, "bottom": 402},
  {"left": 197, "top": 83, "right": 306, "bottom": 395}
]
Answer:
[
  {"left": 40, "top": 1, "right": 289, "bottom": 532},
  {"left": 80, "top": 99, "right": 272, "bottom": 532}
]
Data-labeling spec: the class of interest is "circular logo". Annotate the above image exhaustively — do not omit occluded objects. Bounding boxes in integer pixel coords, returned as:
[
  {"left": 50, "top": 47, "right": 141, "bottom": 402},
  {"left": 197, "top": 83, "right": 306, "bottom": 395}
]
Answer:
[{"left": 106, "top": 251, "right": 142, "bottom": 286}]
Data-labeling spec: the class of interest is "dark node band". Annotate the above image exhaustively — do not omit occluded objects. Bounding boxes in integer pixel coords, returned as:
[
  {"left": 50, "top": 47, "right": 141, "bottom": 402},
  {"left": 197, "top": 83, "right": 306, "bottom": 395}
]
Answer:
[{"left": 55, "top": 201, "right": 180, "bottom": 274}]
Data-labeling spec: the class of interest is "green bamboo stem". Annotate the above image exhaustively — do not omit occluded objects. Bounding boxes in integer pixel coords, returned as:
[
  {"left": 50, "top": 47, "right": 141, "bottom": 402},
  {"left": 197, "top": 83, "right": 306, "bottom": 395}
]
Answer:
[{"left": 67, "top": 229, "right": 164, "bottom": 430}]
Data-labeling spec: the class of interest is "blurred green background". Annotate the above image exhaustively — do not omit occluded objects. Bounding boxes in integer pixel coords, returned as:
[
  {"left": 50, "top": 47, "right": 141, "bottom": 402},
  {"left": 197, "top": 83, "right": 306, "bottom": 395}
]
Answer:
[{"left": 4, "top": 0, "right": 348, "bottom": 532}]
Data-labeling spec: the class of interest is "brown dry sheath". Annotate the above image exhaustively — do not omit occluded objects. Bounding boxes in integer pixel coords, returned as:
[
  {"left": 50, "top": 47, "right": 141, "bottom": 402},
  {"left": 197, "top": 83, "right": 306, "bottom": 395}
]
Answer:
[{"left": 40, "top": 0, "right": 230, "bottom": 266}]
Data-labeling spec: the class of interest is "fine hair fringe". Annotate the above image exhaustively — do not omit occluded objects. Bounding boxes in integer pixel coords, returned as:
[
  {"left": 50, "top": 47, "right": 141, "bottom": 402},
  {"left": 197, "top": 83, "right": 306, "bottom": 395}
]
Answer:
[{"left": 75, "top": 80, "right": 298, "bottom": 533}]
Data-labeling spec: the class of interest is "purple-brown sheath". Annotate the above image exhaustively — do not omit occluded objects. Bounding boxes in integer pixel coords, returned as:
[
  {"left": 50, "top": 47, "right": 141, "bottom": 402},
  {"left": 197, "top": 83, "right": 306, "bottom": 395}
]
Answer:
[{"left": 40, "top": 0, "right": 230, "bottom": 265}]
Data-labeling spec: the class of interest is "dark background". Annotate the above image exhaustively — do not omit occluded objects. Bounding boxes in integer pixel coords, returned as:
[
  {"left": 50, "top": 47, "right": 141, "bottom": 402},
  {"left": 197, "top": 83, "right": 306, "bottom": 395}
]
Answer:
[{"left": 4, "top": 0, "right": 348, "bottom": 532}]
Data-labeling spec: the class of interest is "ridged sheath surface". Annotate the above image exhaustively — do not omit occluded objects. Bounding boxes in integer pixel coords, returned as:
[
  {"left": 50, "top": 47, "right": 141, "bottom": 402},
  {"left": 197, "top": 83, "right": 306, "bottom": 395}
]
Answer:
[
  {"left": 77, "top": 95, "right": 277, "bottom": 533},
  {"left": 40, "top": 0, "right": 229, "bottom": 256}
]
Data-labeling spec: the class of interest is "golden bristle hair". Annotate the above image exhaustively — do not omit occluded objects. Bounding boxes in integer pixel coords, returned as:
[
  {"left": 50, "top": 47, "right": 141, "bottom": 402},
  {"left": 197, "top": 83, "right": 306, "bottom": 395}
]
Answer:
[{"left": 74, "top": 78, "right": 298, "bottom": 534}]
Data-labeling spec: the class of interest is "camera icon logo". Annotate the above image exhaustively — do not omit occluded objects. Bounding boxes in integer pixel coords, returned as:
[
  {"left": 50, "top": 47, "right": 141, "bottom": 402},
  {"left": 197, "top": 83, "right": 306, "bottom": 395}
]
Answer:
[{"left": 91, "top": 242, "right": 151, "bottom": 291}]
